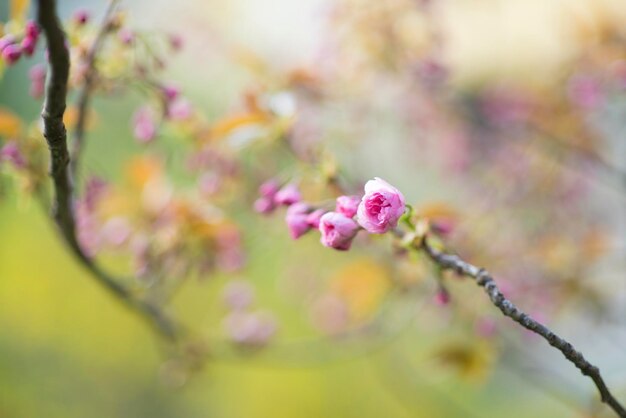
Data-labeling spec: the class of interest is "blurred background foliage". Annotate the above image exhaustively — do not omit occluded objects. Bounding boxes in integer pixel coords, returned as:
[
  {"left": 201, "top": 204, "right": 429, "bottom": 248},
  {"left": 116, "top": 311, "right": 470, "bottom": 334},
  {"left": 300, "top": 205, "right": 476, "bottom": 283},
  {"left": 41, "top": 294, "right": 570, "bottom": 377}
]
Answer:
[{"left": 0, "top": 0, "right": 625, "bottom": 417}]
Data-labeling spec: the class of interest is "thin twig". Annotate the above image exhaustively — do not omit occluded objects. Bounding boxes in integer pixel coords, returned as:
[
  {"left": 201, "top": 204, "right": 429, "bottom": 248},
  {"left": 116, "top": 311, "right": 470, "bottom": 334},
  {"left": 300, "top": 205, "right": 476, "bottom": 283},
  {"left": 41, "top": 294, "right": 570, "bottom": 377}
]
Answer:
[
  {"left": 421, "top": 236, "right": 626, "bottom": 418},
  {"left": 70, "top": 0, "right": 118, "bottom": 176},
  {"left": 36, "top": 0, "right": 180, "bottom": 343}
]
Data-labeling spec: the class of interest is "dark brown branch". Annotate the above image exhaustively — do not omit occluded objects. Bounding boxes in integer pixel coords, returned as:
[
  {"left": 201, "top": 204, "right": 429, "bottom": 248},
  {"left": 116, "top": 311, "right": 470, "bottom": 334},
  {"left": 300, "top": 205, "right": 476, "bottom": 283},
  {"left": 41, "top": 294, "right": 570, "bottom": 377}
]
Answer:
[
  {"left": 421, "top": 237, "right": 626, "bottom": 418},
  {"left": 36, "top": 0, "right": 180, "bottom": 343}
]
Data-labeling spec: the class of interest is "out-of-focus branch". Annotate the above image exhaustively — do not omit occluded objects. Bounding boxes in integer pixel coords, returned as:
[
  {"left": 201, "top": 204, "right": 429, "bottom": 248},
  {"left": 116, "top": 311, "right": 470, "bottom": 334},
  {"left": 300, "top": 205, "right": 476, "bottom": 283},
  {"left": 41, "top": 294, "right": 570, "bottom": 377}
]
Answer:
[
  {"left": 70, "top": 0, "right": 118, "bottom": 176},
  {"left": 420, "top": 236, "right": 626, "bottom": 418},
  {"left": 36, "top": 0, "right": 180, "bottom": 343}
]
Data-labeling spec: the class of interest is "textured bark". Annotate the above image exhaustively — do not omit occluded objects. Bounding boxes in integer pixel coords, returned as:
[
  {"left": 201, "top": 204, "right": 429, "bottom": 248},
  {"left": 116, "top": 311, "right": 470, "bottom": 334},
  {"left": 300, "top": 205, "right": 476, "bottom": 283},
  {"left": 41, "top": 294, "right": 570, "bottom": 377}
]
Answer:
[
  {"left": 422, "top": 237, "right": 626, "bottom": 417},
  {"left": 36, "top": 0, "right": 179, "bottom": 342}
]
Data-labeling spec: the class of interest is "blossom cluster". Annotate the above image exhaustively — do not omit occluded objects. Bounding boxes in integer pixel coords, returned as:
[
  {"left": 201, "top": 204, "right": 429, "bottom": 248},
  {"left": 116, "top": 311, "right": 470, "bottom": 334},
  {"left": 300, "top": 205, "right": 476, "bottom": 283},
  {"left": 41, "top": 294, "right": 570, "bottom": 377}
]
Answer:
[
  {"left": 0, "top": 21, "right": 40, "bottom": 66},
  {"left": 256, "top": 177, "right": 406, "bottom": 251}
]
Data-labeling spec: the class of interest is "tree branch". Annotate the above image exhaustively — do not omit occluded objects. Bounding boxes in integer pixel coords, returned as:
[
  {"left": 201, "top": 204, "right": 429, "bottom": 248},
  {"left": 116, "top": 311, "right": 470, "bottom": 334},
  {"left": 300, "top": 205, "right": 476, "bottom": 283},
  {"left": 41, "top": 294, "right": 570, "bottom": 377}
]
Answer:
[
  {"left": 70, "top": 0, "right": 118, "bottom": 176},
  {"left": 421, "top": 237, "right": 626, "bottom": 417},
  {"left": 36, "top": 0, "right": 181, "bottom": 343}
]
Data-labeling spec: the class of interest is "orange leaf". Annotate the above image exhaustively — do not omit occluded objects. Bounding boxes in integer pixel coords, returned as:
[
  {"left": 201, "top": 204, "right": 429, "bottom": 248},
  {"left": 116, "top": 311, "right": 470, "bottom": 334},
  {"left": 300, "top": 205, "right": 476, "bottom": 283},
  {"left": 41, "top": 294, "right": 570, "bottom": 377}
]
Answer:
[
  {"left": 125, "top": 156, "right": 163, "bottom": 188},
  {"left": 0, "top": 108, "right": 22, "bottom": 139},
  {"left": 10, "top": 0, "right": 30, "bottom": 21},
  {"left": 330, "top": 259, "right": 390, "bottom": 321},
  {"left": 210, "top": 112, "right": 268, "bottom": 139}
]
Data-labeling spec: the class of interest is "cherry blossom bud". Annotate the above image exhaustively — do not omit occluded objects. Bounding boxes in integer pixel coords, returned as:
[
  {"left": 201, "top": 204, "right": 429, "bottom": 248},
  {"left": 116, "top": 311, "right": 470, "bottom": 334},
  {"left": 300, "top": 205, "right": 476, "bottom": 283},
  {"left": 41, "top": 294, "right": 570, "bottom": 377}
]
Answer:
[
  {"left": 21, "top": 35, "right": 37, "bottom": 56},
  {"left": 431, "top": 219, "right": 455, "bottom": 236},
  {"left": 285, "top": 203, "right": 311, "bottom": 239},
  {"left": 74, "top": 10, "right": 90, "bottom": 25},
  {"left": 259, "top": 179, "right": 280, "bottom": 198},
  {"left": 162, "top": 84, "right": 179, "bottom": 101},
  {"left": 434, "top": 288, "right": 450, "bottom": 305},
  {"left": 198, "top": 172, "right": 221, "bottom": 196},
  {"left": 0, "top": 35, "right": 16, "bottom": 52},
  {"left": 84, "top": 176, "right": 108, "bottom": 211},
  {"left": 319, "top": 212, "right": 359, "bottom": 251},
  {"left": 335, "top": 195, "right": 360, "bottom": 218},
  {"left": 0, "top": 142, "right": 26, "bottom": 169},
  {"left": 25, "top": 21, "right": 39, "bottom": 40},
  {"left": 274, "top": 183, "right": 301, "bottom": 206},
  {"left": 2, "top": 44, "right": 22, "bottom": 65},
  {"left": 306, "top": 209, "right": 326, "bottom": 229},
  {"left": 357, "top": 177, "right": 405, "bottom": 233},
  {"left": 167, "top": 98, "right": 192, "bottom": 121},
  {"left": 132, "top": 106, "right": 157, "bottom": 143},
  {"left": 253, "top": 197, "right": 275, "bottom": 214},
  {"left": 169, "top": 33, "right": 183, "bottom": 51},
  {"left": 118, "top": 28, "right": 135, "bottom": 45}
]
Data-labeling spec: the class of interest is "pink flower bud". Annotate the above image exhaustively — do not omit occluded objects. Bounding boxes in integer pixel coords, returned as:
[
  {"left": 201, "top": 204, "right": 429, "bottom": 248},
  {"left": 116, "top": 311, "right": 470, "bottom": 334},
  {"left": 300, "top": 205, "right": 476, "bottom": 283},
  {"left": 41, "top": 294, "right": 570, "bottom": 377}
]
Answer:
[
  {"left": 198, "top": 172, "right": 221, "bottom": 196},
  {"left": 28, "top": 63, "right": 45, "bottom": 81},
  {"left": 25, "top": 21, "right": 39, "bottom": 40},
  {"left": 162, "top": 84, "right": 179, "bottom": 101},
  {"left": 2, "top": 44, "right": 22, "bottom": 65},
  {"left": 21, "top": 35, "right": 37, "bottom": 56},
  {"left": 74, "top": 10, "right": 90, "bottom": 25},
  {"left": 132, "top": 106, "right": 157, "bottom": 143},
  {"left": 0, "top": 35, "right": 16, "bottom": 52},
  {"left": 274, "top": 183, "right": 301, "bottom": 206},
  {"left": 118, "top": 28, "right": 134, "bottom": 45},
  {"left": 434, "top": 288, "right": 450, "bottom": 305},
  {"left": 166, "top": 98, "right": 192, "bottom": 120},
  {"left": 319, "top": 212, "right": 359, "bottom": 251},
  {"left": 356, "top": 177, "right": 405, "bottom": 234},
  {"left": 169, "top": 33, "right": 183, "bottom": 51},
  {"left": 84, "top": 176, "right": 108, "bottom": 211},
  {"left": 259, "top": 179, "right": 280, "bottom": 198},
  {"left": 431, "top": 219, "right": 455, "bottom": 236},
  {"left": 285, "top": 202, "right": 311, "bottom": 239},
  {"left": 335, "top": 195, "right": 360, "bottom": 218},
  {"left": 306, "top": 209, "right": 326, "bottom": 228},
  {"left": 253, "top": 197, "right": 275, "bottom": 214},
  {"left": 1, "top": 142, "right": 26, "bottom": 169}
]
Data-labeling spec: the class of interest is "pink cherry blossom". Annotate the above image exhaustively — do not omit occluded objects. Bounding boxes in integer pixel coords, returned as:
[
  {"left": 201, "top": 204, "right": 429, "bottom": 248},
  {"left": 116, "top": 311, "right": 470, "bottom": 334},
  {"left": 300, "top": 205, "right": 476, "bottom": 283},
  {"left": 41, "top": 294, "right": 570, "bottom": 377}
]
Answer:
[
  {"left": 274, "top": 183, "right": 301, "bottom": 206},
  {"left": 306, "top": 209, "right": 326, "bottom": 229},
  {"left": 0, "top": 142, "right": 26, "bottom": 169},
  {"left": 319, "top": 212, "right": 359, "bottom": 251},
  {"left": 335, "top": 195, "right": 360, "bottom": 218},
  {"left": 167, "top": 98, "right": 192, "bottom": 120},
  {"left": 25, "top": 21, "right": 39, "bottom": 40},
  {"left": 285, "top": 202, "right": 311, "bottom": 239},
  {"left": 254, "top": 197, "right": 275, "bottom": 214},
  {"left": 259, "top": 179, "right": 280, "bottom": 198},
  {"left": 132, "top": 106, "right": 157, "bottom": 143},
  {"left": 356, "top": 177, "right": 405, "bottom": 233},
  {"left": 2, "top": 44, "right": 22, "bottom": 65},
  {"left": 21, "top": 35, "right": 37, "bottom": 56},
  {"left": 74, "top": 10, "right": 89, "bottom": 25}
]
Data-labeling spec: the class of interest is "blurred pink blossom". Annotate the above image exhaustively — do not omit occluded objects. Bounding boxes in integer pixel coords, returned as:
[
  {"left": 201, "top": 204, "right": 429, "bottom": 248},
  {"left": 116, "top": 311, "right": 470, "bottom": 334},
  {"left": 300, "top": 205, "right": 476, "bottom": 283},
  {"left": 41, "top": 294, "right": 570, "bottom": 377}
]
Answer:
[{"left": 319, "top": 212, "right": 359, "bottom": 251}]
